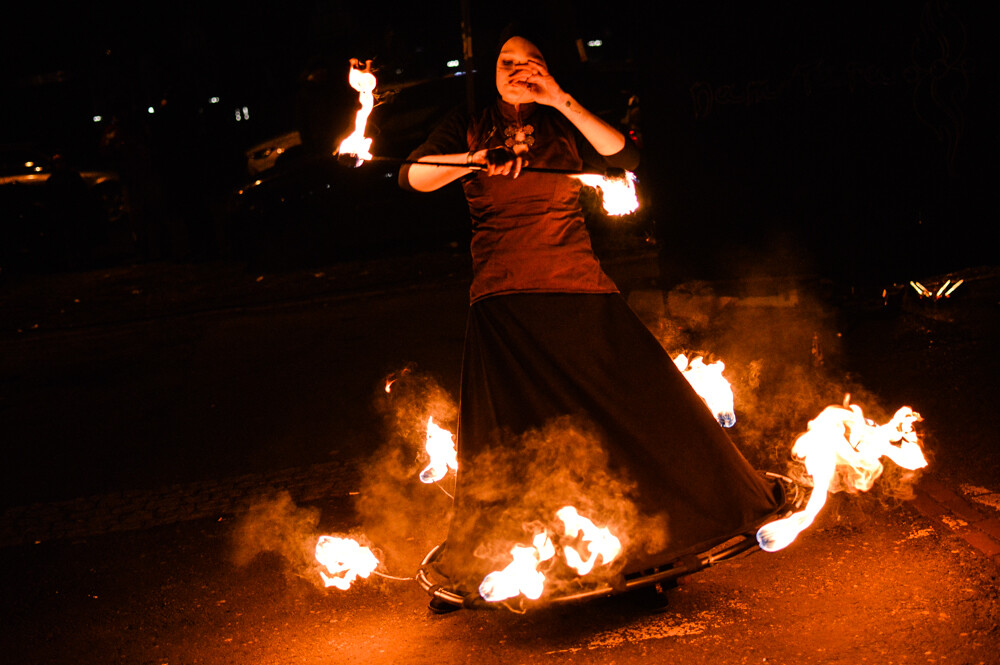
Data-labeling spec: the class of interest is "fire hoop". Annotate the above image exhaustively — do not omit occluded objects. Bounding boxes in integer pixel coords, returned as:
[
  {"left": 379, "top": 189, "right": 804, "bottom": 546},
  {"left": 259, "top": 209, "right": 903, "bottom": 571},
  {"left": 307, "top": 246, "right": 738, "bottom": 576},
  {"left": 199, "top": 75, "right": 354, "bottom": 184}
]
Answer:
[{"left": 416, "top": 472, "right": 805, "bottom": 612}]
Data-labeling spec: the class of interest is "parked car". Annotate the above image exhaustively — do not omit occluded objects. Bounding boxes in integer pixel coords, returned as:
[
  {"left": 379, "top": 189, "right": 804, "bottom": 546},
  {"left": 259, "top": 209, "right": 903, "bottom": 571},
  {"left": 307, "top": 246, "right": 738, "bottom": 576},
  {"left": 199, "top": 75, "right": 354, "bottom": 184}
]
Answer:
[{"left": 0, "top": 146, "right": 132, "bottom": 272}]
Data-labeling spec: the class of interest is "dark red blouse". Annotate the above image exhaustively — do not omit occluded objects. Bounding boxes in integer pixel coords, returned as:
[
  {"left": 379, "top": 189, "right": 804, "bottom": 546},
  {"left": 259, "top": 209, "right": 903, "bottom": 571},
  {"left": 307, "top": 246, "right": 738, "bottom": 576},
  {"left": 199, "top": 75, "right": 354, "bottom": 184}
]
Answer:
[{"left": 402, "top": 100, "right": 639, "bottom": 303}]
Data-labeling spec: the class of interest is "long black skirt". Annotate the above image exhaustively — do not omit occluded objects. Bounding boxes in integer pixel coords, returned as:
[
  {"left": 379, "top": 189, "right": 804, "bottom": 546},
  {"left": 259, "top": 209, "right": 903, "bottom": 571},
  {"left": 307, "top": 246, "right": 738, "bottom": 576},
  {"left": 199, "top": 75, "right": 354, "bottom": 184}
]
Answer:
[{"left": 437, "top": 292, "right": 780, "bottom": 593}]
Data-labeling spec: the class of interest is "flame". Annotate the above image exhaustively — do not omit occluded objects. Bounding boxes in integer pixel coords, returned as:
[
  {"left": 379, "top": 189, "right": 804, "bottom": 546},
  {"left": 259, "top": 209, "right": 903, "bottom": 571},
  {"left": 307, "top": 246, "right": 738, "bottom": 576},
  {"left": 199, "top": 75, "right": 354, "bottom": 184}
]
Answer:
[
  {"left": 419, "top": 416, "right": 458, "bottom": 483},
  {"left": 756, "top": 397, "right": 927, "bottom": 552},
  {"left": 479, "top": 531, "right": 556, "bottom": 602},
  {"left": 336, "top": 59, "right": 377, "bottom": 165},
  {"left": 574, "top": 170, "right": 639, "bottom": 216},
  {"left": 478, "top": 506, "right": 621, "bottom": 602},
  {"left": 556, "top": 506, "right": 622, "bottom": 576},
  {"left": 315, "top": 535, "right": 380, "bottom": 590},
  {"left": 674, "top": 354, "right": 736, "bottom": 427}
]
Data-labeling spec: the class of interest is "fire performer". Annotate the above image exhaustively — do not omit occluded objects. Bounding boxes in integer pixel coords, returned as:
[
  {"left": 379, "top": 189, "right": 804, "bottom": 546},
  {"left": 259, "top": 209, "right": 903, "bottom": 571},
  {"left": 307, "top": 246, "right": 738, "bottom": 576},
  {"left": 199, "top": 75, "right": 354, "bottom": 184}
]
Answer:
[{"left": 400, "top": 26, "right": 781, "bottom": 612}]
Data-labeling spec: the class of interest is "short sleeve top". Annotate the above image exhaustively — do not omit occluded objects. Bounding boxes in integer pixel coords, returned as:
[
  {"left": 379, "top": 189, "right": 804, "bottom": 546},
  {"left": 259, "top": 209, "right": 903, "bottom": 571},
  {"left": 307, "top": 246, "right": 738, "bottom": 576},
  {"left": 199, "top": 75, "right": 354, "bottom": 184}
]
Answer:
[{"left": 402, "top": 99, "right": 639, "bottom": 303}]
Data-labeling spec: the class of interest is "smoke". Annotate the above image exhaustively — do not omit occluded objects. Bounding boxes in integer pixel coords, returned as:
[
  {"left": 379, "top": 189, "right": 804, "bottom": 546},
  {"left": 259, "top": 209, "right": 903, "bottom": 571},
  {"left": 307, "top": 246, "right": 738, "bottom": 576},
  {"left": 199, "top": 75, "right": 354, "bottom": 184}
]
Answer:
[
  {"left": 352, "top": 366, "right": 458, "bottom": 577},
  {"left": 228, "top": 491, "right": 327, "bottom": 587},
  {"left": 654, "top": 279, "right": 926, "bottom": 509},
  {"left": 443, "top": 415, "right": 662, "bottom": 596}
]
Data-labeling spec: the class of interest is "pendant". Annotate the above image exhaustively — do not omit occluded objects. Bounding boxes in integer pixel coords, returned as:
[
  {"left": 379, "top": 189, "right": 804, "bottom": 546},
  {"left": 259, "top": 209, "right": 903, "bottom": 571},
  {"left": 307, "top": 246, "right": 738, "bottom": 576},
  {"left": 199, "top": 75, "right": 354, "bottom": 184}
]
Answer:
[{"left": 504, "top": 123, "right": 534, "bottom": 156}]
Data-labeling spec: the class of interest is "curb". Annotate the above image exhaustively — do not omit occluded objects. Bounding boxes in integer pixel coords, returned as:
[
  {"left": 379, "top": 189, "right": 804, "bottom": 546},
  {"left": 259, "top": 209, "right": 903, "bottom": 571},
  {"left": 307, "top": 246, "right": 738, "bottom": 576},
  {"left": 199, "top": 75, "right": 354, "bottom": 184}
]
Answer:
[{"left": 907, "top": 477, "right": 1000, "bottom": 567}]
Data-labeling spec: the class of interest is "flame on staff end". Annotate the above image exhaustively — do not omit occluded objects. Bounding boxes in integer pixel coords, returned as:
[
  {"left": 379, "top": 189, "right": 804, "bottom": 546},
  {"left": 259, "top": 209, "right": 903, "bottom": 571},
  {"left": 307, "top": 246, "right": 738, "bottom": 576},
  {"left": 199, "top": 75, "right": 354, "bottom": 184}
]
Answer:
[
  {"left": 315, "top": 535, "right": 380, "bottom": 590},
  {"left": 336, "top": 59, "right": 377, "bottom": 166},
  {"left": 574, "top": 170, "right": 639, "bottom": 216},
  {"left": 419, "top": 416, "right": 458, "bottom": 483},
  {"left": 674, "top": 353, "right": 736, "bottom": 427},
  {"left": 756, "top": 396, "right": 927, "bottom": 553}
]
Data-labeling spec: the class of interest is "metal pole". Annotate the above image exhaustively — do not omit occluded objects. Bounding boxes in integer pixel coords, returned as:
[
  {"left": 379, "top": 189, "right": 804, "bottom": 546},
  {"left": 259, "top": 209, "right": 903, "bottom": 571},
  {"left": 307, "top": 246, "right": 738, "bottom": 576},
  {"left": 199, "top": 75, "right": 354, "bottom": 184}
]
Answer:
[{"left": 460, "top": 0, "right": 476, "bottom": 116}]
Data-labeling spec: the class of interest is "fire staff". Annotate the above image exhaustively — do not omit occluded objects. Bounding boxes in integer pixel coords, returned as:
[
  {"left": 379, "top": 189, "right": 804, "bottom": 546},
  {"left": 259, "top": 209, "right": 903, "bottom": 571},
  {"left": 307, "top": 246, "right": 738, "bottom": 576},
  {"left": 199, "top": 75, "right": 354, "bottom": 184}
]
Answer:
[{"left": 400, "top": 25, "right": 782, "bottom": 612}]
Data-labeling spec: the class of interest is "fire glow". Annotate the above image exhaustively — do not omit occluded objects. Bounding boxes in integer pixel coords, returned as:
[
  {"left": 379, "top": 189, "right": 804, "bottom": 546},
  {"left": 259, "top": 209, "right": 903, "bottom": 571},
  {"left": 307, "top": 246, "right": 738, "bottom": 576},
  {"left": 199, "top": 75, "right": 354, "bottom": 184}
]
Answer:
[
  {"left": 574, "top": 170, "right": 639, "bottom": 216},
  {"left": 315, "top": 535, "right": 379, "bottom": 590},
  {"left": 756, "top": 396, "right": 927, "bottom": 552},
  {"left": 478, "top": 506, "right": 622, "bottom": 603},
  {"left": 419, "top": 416, "right": 458, "bottom": 483},
  {"left": 674, "top": 353, "right": 736, "bottom": 427},
  {"left": 336, "top": 59, "right": 377, "bottom": 166}
]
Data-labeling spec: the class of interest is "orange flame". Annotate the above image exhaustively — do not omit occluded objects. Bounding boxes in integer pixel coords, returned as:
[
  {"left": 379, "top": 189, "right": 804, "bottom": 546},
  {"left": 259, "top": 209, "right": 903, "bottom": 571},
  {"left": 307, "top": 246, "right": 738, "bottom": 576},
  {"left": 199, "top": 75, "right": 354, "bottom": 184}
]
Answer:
[
  {"left": 315, "top": 535, "right": 379, "bottom": 590},
  {"left": 478, "top": 506, "right": 621, "bottom": 602},
  {"left": 479, "top": 531, "right": 556, "bottom": 602},
  {"left": 336, "top": 59, "right": 377, "bottom": 165},
  {"left": 674, "top": 353, "right": 736, "bottom": 427},
  {"left": 757, "top": 397, "right": 927, "bottom": 552},
  {"left": 419, "top": 417, "right": 458, "bottom": 483},
  {"left": 574, "top": 171, "right": 639, "bottom": 216},
  {"left": 556, "top": 506, "right": 622, "bottom": 576}
]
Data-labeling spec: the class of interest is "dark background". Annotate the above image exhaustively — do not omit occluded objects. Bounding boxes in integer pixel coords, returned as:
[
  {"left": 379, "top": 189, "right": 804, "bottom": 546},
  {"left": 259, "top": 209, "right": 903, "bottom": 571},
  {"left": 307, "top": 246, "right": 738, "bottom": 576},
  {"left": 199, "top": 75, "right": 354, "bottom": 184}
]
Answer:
[{"left": 1, "top": 0, "right": 995, "bottom": 285}]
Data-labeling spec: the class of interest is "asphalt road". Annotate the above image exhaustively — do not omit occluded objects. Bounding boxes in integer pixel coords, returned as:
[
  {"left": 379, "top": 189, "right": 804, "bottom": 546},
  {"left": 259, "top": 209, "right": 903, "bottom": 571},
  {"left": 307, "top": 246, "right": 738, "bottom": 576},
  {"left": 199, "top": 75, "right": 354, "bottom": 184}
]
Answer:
[{"left": 1, "top": 253, "right": 998, "bottom": 664}]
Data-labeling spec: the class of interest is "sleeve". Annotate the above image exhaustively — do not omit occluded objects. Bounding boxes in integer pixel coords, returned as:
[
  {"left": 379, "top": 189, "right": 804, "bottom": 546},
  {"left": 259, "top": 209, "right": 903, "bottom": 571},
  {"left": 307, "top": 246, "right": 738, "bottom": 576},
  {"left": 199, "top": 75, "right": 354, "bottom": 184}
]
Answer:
[
  {"left": 575, "top": 128, "right": 640, "bottom": 172},
  {"left": 398, "top": 104, "right": 471, "bottom": 191}
]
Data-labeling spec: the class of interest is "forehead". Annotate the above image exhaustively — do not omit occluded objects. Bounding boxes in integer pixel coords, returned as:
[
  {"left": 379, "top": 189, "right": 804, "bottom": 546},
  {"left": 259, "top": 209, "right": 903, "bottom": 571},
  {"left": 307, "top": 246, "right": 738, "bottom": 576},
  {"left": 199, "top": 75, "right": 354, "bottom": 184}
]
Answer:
[{"left": 498, "top": 37, "right": 544, "bottom": 61}]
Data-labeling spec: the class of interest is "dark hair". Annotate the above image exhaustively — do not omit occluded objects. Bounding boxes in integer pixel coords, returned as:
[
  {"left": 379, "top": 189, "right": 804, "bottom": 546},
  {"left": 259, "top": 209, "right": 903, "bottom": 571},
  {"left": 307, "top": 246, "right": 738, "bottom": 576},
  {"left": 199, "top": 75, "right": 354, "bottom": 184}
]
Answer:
[{"left": 494, "top": 22, "right": 559, "bottom": 71}]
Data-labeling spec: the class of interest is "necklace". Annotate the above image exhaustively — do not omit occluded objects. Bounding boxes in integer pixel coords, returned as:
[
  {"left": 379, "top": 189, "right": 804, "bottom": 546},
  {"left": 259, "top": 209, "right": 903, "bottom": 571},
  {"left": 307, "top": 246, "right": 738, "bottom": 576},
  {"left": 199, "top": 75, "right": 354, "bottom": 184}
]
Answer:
[{"left": 504, "top": 122, "right": 534, "bottom": 156}]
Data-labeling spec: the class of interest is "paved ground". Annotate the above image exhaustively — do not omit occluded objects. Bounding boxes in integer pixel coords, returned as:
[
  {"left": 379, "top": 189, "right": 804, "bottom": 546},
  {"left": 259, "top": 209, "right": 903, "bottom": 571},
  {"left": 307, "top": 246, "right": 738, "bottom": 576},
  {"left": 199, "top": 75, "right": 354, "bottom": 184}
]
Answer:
[{"left": 1, "top": 253, "right": 998, "bottom": 664}]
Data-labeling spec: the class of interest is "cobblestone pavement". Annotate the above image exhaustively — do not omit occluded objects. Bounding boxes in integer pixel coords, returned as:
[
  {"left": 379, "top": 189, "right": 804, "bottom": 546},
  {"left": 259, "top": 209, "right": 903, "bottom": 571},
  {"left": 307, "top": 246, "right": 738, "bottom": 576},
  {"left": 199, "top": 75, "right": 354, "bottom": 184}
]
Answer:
[{"left": 0, "top": 459, "right": 361, "bottom": 548}]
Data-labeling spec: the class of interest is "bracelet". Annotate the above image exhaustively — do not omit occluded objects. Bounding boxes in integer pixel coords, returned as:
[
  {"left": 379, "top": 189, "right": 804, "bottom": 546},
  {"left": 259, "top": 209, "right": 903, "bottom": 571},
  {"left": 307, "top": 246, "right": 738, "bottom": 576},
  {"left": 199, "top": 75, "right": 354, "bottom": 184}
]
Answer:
[{"left": 466, "top": 151, "right": 474, "bottom": 165}]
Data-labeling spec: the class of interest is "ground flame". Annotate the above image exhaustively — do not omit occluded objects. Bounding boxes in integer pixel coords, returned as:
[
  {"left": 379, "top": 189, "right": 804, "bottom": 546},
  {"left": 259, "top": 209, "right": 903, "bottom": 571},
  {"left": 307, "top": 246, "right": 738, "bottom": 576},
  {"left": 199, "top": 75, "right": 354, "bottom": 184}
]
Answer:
[
  {"left": 336, "top": 59, "right": 376, "bottom": 165},
  {"left": 478, "top": 506, "right": 621, "bottom": 602},
  {"left": 315, "top": 535, "right": 379, "bottom": 590},
  {"left": 479, "top": 531, "right": 556, "bottom": 602},
  {"left": 557, "top": 506, "right": 623, "bottom": 576},
  {"left": 674, "top": 353, "right": 736, "bottom": 427},
  {"left": 756, "top": 396, "right": 927, "bottom": 552}
]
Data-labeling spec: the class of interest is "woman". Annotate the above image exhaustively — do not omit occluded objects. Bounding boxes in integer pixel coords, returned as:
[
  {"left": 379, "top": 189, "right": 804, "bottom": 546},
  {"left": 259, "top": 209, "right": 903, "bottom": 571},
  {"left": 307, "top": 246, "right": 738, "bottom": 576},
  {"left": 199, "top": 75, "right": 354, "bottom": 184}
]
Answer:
[{"left": 400, "top": 30, "right": 780, "bottom": 610}]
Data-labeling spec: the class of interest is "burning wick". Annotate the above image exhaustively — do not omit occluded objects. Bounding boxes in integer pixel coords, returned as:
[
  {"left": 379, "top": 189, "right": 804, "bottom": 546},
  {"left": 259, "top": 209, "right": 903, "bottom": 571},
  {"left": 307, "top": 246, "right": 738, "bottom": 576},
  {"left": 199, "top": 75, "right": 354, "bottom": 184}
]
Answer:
[
  {"left": 574, "top": 168, "right": 639, "bottom": 216},
  {"left": 315, "top": 536, "right": 379, "bottom": 590},
  {"left": 336, "top": 58, "right": 377, "bottom": 167},
  {"left": 756, "top": 396, "right": 927, "bottom": 552},
  {"left": 419, "top": 416, "right": 458, "bottom": 484},
  {"left": 479, "top": 531, "right": 556, "bottom": 602},
  {"left": 674, "top": 353, "right": 736, "bottom": 428},
  {"left": 478, "top": 506, "right": 621, "bottom": 603},
  {"left": 556, "top": 506, "right": 622, "bottom": 576}
]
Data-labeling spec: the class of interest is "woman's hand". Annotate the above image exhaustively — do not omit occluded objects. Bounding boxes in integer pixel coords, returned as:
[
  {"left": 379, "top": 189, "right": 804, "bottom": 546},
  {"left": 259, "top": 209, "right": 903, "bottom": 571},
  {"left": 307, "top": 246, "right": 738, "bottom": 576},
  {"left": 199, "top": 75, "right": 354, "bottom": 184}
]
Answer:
[
  {"left": 470, "top": 147, "right": 527, "bottom": 179},
  {"left": 516, "top": 60, "right": 566, "bottom": 108}
]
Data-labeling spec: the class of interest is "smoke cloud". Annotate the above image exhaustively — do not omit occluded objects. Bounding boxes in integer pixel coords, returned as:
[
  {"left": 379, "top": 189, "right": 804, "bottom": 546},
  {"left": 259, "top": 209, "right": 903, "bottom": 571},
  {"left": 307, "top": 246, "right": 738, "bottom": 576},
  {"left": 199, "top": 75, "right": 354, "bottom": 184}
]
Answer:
[{"left": 654, "top": 278, "right": 926, "bottom": 509}]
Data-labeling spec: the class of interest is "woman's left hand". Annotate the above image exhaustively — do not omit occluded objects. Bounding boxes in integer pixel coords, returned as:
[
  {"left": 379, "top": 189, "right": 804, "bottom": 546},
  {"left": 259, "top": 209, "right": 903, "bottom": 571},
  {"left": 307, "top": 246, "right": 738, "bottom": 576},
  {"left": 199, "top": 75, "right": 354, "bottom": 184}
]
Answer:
[{"left": 517, "top": 61, "right": 565, "bottom": 107}]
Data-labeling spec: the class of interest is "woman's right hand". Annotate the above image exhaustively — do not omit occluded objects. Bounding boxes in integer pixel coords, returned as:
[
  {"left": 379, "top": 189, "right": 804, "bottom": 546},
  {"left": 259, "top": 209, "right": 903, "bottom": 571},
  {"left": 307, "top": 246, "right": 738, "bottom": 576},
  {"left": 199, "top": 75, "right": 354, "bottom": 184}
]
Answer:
[{"left": 470, "top": 147, "right": 526, "bottom": 178}]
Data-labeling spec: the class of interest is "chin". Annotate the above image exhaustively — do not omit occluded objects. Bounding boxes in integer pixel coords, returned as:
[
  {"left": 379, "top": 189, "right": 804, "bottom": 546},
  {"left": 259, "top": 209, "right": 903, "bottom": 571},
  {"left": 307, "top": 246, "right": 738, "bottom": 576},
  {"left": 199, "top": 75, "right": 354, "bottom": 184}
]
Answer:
[{"left": 501, "top": 90, "right": 532, "bottom": 105}]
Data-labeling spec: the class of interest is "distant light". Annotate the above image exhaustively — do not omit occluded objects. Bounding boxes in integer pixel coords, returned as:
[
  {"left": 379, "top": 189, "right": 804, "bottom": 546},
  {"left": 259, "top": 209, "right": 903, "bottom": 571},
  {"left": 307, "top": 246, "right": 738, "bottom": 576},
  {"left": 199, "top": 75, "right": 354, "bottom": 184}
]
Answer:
[
  {"left": 24, "top": 161, "right": 34, "bottom": 168},
  {"left": 243, "top": 106, "right": 249, "bottom": 120},
  {"left": 234, "top": 109, "right": 242, "bottom": 122},
  {"left": 92, "top": 115, "right": 103, "bottom": 123},
  {"left": 147, "top": 106, "right": 155, "bottom": 114},
  {"left": 209, "top": 96, "right": 220, "bottom": 104},
  {"left": 235, "top": 106, "right": 249, "bottom": 122},
  {"left": 446, "top": 59, "right": 460, "bottom": 68},
  {"left": 587, "top": 39, "right": 603, "bottom": 48}
]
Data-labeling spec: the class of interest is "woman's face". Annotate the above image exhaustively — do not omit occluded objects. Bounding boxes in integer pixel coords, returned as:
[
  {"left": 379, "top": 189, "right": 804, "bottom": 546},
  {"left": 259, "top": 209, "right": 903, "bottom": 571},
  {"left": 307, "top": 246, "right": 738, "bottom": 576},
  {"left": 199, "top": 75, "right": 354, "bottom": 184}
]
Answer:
[{"left": 495, "top": 36, "right": 546, "bottom": 104}]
